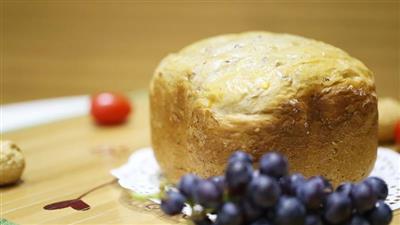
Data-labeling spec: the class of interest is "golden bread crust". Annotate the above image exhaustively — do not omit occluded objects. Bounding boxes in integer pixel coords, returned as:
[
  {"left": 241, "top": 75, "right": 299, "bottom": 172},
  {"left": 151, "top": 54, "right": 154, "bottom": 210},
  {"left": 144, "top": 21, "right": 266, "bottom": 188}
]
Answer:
[{"left": 150, "top": 31, "right": 378, "bottom": 185}]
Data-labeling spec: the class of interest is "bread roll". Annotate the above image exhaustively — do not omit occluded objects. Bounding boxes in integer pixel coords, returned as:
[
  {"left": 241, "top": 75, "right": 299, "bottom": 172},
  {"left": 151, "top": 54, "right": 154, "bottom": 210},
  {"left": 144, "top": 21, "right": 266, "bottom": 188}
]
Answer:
[
  {"left": 378, "top": 97, "right": 400, "bottom": 142},
  {"left": 0, "top": 140, "right": 25, "bottom": 185},
  {"left": 150, "top": 31, "right": 378, "bottom": 185}
]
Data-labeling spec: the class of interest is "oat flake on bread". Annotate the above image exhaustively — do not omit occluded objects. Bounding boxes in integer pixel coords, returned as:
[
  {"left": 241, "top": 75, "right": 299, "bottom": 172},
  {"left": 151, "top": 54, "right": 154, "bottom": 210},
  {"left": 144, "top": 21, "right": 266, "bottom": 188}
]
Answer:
[{"left": 150, "top": 31, "right": 378, "bottom": 185}]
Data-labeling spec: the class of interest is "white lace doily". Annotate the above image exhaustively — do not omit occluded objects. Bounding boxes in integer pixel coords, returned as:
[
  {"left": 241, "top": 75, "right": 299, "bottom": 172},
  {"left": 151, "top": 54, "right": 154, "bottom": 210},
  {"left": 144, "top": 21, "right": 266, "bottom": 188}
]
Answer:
[{"left": 111, "top": 147, "right": 400, "bottom": 210}]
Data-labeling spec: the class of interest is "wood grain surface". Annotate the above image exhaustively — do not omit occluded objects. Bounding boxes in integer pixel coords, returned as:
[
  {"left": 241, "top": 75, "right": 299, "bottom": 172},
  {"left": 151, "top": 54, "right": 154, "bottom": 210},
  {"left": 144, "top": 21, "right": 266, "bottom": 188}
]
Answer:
[
  {"left": 1, "top": 94, "right": 181, "bottom": 224},
  {"left": 1, "top": 93, "right": 400, "bottom": 224},
  {"left": 2, "top": 1, "right": 399, "bottom": 103}
]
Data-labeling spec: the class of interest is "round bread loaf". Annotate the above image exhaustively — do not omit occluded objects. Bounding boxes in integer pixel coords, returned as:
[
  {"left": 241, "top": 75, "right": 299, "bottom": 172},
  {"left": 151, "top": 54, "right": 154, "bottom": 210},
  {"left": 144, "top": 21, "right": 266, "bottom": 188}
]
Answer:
[{"left": 150, "top": 31, "right": 378, "bottom": 185}]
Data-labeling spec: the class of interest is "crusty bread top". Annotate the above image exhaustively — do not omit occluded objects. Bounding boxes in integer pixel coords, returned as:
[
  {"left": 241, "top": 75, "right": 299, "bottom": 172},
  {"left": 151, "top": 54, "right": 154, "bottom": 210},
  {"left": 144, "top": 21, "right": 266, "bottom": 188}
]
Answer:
[{"left": 154, "top": 31, "right": 374, "bottom": 118}]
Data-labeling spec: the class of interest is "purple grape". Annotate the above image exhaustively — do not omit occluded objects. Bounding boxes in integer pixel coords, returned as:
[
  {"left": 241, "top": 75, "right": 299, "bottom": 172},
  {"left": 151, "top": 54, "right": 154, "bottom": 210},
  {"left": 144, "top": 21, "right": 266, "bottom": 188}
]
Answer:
[
  {"left": 241, "top": 199, "right": 264, "bottom": 223},
  {"left": 296, "top": 178, "right": 325, "bottom": 209},
  {"left": 178, "top": 173, "right": 200, "bottom": 199},
  {"left": 209, "top": 175, "right": 225, "bottom": 192},
  {"left": 310, "top": 176, "right": 333, "bottom": 193},
  {"left": 323, "top": 192, "right": 352, "bottom": 224},
  {"left": 259, "top": 152, "right": 288, "bottom": 178},
  {"left": 304, "top": 214, "right": 323, "bottom": 225},
  {"left": 365, "top": 177, "right": 389, "bottom": 200},
  {"left": 225, "top": 160, "right": 253, "bottom": 194},
  {"left": 160, "top": 190, "right": 186, "bottom": 215},
  {"left": 280, "top": 173, "right": 306, "bottom": 195},
  {"left": 250, "top": 218, "right": 273, "bottom": 225},
  {"left": 350, "top": 182, "right": 377, "bottom": 213},
  {"left": 229, "top": 150, "right": 253, "bottom": 164},
  {"left": 193, "top": 180, "right": 223, "bottom": 209},
  {"left": 216, "top": 202, "right": 243, "bottom": 225},
  {"left": 367, "top": 201, "right": 392, "bottom": 225},
  {"left": 348, "top": 215, "right": 370, "bottom": 225},
  {"left": 336, "top": 182, "right": 354, "bottom": 196},
  {"left": 274, "top": 196, "right": 306, "bottom": 225},
  {"left": 247, "top": 174, "right": 281, "bottom": 208}
]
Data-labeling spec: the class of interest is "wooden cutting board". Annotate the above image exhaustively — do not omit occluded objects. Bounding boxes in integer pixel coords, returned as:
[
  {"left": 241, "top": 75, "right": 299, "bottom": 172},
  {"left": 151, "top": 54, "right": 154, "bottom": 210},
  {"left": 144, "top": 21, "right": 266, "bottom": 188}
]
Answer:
[{"left": 2, "top": 93, "right": 399, "bottom": 224}]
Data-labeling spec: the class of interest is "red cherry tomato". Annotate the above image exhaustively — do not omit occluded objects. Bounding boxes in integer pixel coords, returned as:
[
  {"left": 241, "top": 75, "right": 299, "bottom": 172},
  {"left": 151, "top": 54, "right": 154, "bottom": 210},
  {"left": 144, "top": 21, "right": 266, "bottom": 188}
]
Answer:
[
  {"left": 90, "top": 92, "right": 132, "bottom": 125},
  {"left": 395, "top": 120, "right": 400, "bottom": 144}
]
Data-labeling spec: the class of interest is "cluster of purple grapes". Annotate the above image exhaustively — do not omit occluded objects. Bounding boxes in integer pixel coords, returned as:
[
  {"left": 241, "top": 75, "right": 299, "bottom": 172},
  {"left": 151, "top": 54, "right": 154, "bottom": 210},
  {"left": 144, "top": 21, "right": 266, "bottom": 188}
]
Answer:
[{"left": 160, "top": 151, "right": 393, "bottom": 225}]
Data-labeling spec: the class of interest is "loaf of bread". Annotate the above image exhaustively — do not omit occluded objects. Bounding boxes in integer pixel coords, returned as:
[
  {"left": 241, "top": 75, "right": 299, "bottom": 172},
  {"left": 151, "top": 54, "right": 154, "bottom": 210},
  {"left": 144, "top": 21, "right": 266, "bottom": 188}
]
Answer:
[{"left": 150, "top": 31, "right": 378, "bottom": 185}]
